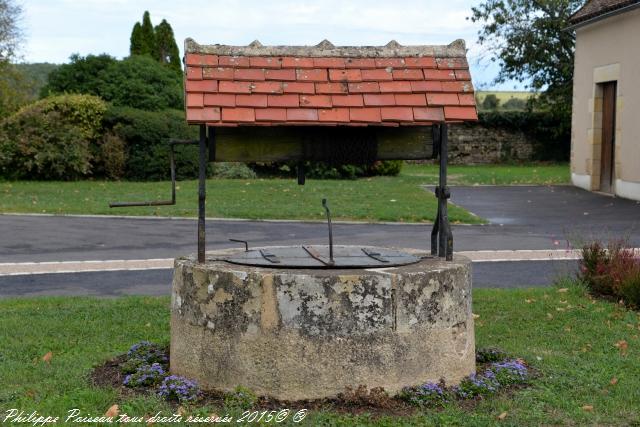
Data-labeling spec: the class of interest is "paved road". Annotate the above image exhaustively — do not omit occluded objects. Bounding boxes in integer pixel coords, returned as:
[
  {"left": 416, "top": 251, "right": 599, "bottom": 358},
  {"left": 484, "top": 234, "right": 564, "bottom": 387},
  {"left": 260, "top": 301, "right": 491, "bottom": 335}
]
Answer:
[{"left": 1, "top": 185, "right": 638, "bottom": 297}]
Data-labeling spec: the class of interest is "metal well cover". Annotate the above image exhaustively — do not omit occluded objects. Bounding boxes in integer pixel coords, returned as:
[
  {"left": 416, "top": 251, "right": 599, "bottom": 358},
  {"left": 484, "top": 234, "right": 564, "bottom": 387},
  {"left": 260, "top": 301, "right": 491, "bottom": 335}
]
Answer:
[{"left": 224, "top": 245, "right": 422, "bottom": 269}]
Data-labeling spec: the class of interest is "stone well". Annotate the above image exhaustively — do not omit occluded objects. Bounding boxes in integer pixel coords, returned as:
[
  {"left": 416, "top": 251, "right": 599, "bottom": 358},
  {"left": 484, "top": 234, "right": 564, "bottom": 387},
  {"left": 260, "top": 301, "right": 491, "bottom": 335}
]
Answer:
[{"left": 170, "top": 248, "right": 474, "bottom": 400}]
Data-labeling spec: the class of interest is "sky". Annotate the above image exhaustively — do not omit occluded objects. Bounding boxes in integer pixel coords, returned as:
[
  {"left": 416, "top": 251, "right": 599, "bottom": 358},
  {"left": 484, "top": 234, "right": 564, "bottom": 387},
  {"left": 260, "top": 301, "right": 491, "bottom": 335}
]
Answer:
[{"left": 17, "top": 0, "right": 527, "bottom": 91}]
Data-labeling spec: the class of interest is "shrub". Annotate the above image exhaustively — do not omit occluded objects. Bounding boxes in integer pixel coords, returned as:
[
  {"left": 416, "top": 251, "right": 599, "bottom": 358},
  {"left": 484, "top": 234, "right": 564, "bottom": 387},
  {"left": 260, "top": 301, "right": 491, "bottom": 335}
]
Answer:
[
  {"left": 454, "top": 373, "right": 499, "bottom": 398},
  {"left": 99, "top": 133, "right": 127, "bottom": 179},
  {"left": 250, "top": 159, "right": 402, "bottom": 180},
  {"left": 398, "top": 381, "right": 449, "bottom": 407},
  {"left": 399, "top": 351, "right": 530, "bottom": 407},
  {"left": 212, "top": 163, "right": 257, "bottom": 179},
  {"left": 224, "top": 386, "right": 257, "bottom": 409},
  {"left": 123, "top": 363, "right": 166, "bottom": 388},
  {"left": 476, "top": 347, "right": 507, "bottom": 363},
  {"left": 579, "top": 239, "right": 640, "bottom": 306},
  {"left": 488, "top": 359, "right": 529, "bottom": 386},
  {"left": 103, "top": 106, "right": 202, "bottom": 180},
  {"left": 126, "top": 341, "right": 168, "bottom": 365},
  {"left": 158, "top": 375, "right": 200, "bottom": 403},
  {"left": 0, "top": 94, "right": 107, "bottom": 180},
  {"left": 620, "top": 272, "right": 640, "bottom": 308},
  {"left": 42, "top": 54, "right": 183, "bottom": 111}
]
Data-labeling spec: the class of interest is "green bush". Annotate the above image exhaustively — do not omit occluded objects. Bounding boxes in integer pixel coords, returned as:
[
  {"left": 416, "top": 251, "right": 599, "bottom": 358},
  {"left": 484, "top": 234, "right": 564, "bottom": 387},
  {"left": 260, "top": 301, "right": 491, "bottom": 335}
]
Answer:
[
  {"left": 212, "top": 163, "right": 257, "bottom": 179},
  {"left": 102, "top": 106, "right": 201, "bottom": 180},
  {"left": 100, "top": 133, "right": 127, "bottom": 179},
  {"left": 250, "top": 159, "right": 402, "bottom": 180},
  {"left": 578, "top": 239, "right": 640, "bottom": 307},
  {"left": 42, "top": 54, "right": 183, "bottom": 111},
  {"left": 0, "top": 94, "right": 107, "bottom": 180}
]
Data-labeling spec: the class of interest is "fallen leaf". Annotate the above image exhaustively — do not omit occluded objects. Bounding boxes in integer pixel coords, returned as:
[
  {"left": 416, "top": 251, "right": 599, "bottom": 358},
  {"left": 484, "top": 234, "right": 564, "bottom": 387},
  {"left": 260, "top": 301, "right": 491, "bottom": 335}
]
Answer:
[
  {"left": 556, "top": 307, "right": 565, "bottom": 312},
  {"left": 145, "top": 322, "right": 151, "bottom": 328},
  {"left": 177, "top": 406, "right": 186, "bottom": 416},
  {"left": 42, "top": 352, "right": 53, "bottom": 364},
  {"left": 105, "top": 404, "right": 119, "bottom": 417},
  {"left": 525, "top": 299, "right": 534, "bottom": 304},
  {"left": 615, "top": 340, "right": 628, "bottom": 356},
  {"left": 497, "top": 412, "right": 508, "bottom": 420},
  {"left": 547, "top": 313, "right": 554, "bottom": 320},
  {"left": 582, "top": 405, "right": 594, "bottom": 412},
  {"left": 472, "top": 313, "right": 480, "bottom": 319},
  {"left": 610, "top": 377, "right": 618, "bottom": 385},
  {"left": 557, "top": 288, "right": 569, "bottom": 293}
]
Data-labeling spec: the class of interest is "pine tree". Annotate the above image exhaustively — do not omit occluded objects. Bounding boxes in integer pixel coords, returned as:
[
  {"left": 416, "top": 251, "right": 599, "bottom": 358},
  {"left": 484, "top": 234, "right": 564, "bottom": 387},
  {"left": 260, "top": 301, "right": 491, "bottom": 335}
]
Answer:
[
  {"left": 139, "top": 11, "right": 157, "bottom": 57},
  {"left": 129, "top": 22, "right": 144, "bottom": 55},
  {"left": 154, "top": 19, "right": 181, "bottom": 73}
]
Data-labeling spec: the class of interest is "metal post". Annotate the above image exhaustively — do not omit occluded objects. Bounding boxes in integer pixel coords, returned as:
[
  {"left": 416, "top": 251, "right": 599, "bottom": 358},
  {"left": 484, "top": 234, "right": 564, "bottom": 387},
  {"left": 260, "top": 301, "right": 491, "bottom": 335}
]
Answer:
[
  {"left": 430, "top": 124, "right": 441, "bottom": 256},
  {"left": 438, "top": 123, "right": 453, "bottom": 260},
  {"left": 197, "top": 125, "right": 207, "bottom": 263}
]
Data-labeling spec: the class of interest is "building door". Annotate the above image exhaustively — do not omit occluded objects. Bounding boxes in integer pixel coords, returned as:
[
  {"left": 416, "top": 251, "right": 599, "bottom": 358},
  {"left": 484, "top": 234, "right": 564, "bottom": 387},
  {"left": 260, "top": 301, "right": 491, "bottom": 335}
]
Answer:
[{"left": 600, "top": 82, "right": 617, "bottom": 193}]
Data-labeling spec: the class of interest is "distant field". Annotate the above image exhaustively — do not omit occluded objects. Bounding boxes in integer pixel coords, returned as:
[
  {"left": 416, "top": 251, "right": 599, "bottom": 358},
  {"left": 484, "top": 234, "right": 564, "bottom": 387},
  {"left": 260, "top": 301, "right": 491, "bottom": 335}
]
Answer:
[{"left": 475, "top": 90, "right": 537, "bottom": 111}]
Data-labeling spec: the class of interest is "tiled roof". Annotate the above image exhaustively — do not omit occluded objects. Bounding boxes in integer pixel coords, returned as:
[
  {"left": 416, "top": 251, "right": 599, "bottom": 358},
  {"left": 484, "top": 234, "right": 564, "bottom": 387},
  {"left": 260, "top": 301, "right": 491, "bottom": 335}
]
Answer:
[
  {"left": 183, "top": 39, "right": 477, "bottom": 126},
  {"left": 569, "top": 0, "right": 640, "bottom": 25}
]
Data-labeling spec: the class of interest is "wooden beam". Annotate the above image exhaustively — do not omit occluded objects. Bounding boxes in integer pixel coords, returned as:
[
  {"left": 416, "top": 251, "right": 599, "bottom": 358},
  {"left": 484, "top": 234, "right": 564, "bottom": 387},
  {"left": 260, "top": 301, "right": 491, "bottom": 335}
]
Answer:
[{"left": 212, "top": 126, "right": 435, "bottom": 162}]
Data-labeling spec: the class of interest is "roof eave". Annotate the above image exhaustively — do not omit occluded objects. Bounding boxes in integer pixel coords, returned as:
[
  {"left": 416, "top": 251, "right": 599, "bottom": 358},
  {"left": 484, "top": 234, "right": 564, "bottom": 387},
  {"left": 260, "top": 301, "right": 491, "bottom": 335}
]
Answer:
[{"left": 566, "top": 2, "right": 640, "bottom": 30}]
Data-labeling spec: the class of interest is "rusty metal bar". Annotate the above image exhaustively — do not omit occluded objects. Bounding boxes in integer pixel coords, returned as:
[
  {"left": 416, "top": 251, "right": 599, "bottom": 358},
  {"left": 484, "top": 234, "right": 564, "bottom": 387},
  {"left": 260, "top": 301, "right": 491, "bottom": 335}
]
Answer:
[
  {"left": 229, "top": 239, "right": 249, "bottom": 251},
  {"left": 322, "top": 199, "right": 334, "bottom": 264},
  {"left": 302, "top": 245, "right": 333, "bottom": 266},
  {"left": 361, "top": 248, "right": 390, "bottom": 263},
  {"left": 197, "top": 125, "right": 207, "bottom": 263}
]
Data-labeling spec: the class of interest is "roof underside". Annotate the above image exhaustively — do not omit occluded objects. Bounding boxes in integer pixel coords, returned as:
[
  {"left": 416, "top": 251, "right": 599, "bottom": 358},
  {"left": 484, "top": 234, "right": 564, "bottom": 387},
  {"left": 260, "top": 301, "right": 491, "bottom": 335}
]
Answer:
[
  {"left": 569, "top": 0, "right": 640, "bottom": 25},
  {"left": 183, "top": 39, "right": 478, "bottom": 127}
]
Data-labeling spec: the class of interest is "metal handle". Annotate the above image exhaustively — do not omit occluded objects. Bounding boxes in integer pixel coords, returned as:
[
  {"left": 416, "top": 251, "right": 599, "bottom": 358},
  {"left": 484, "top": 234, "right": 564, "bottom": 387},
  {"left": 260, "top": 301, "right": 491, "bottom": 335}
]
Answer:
[{"left": 229, "top": 239, "right": 249, "bottom": 252}]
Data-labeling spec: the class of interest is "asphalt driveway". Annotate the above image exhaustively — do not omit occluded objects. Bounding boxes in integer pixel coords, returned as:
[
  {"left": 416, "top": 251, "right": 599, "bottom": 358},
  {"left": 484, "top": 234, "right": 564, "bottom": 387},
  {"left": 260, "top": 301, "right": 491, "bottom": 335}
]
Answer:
[{"left": 1, "top": 185, "right": 638, "bottom": 296}]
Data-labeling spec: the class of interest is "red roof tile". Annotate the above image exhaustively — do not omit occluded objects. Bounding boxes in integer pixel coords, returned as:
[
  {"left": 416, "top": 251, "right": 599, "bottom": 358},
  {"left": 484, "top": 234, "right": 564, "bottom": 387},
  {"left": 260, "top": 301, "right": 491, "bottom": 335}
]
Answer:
[{"left": 184, "top": 39, "right": 477, "bottom": 126}]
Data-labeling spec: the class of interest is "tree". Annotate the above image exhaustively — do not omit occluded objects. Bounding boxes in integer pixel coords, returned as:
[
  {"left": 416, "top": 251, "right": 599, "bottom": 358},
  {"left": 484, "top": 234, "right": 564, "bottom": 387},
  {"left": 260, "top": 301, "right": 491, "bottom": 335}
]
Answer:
[
  {"left": 469, "top": 0, "right": 584, "bottom": 112},
  {"left": 0, "top": 0, "right": 26, "bottom": 117},
  {"left": 129, "top": 11, "right": 181, "bottom": 73},
  {"left": 482, "top": 94, "right": 500, "bottom": 110},
  {"left": 0, "top": 0, "right": 22, "bottom": 62},
  {"left": 41, "top": 54, "right": 183, "bottom": 111},
  {"left": 503, "top": 97, "right": 527, "bottom": 110},
  {"left": 41, "top": 54, "right": 117, "bottom": 97},
  {"left": 130, "top": 23, "right": 145, "bottom": 55},
  {"left": 154, "top": 19, "right": 181, "bottom": 73},
  {"left": 129, "top": 11, "right": 157, "bottom": 57}
]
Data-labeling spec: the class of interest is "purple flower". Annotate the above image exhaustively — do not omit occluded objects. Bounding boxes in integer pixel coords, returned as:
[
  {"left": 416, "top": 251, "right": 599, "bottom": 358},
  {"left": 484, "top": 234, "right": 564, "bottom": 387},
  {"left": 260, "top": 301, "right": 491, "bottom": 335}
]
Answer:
[
  {"left": 157, "top": 375, "right": 199, "bottom": 403},
  {"left": 123, "top": 363, "right": 166, "bottom": 388}
]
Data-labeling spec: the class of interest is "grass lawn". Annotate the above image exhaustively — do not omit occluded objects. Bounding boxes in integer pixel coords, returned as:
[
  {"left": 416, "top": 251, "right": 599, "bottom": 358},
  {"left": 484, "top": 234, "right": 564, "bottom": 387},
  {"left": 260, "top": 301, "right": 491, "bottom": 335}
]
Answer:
[
  {"left": 1, "top": 281, "right": 638, "bottom": 426},
  {"left": 0, "top": 163, "right": 568, "bottom": 224}
]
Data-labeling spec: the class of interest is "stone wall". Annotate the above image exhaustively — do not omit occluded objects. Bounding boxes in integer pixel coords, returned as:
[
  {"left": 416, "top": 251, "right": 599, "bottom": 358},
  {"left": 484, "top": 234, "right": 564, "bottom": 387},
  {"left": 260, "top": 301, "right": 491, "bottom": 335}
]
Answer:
[{"left": 447, "top": 122, "right": 536, "bottom": 164}]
